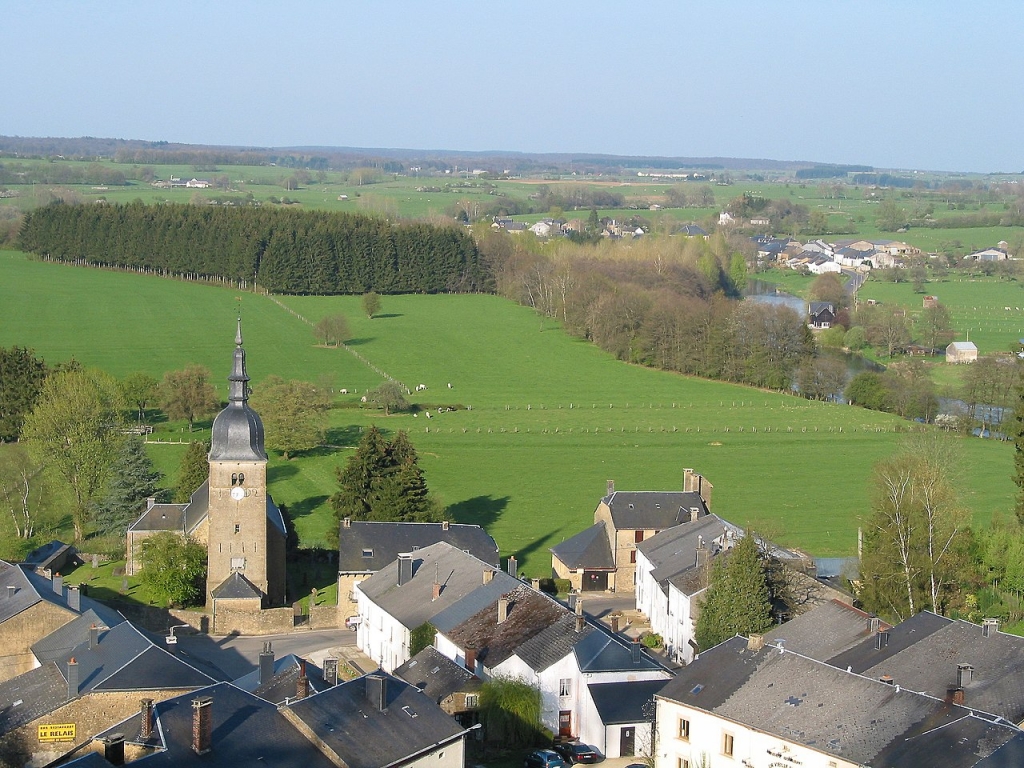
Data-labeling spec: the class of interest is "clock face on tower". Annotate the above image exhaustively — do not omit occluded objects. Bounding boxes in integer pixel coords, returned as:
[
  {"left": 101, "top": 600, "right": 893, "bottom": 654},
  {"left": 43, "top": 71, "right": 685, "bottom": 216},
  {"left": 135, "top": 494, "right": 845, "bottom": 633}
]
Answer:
[{"left": 230, "top": 486, "right": 245, "bottom": 501}]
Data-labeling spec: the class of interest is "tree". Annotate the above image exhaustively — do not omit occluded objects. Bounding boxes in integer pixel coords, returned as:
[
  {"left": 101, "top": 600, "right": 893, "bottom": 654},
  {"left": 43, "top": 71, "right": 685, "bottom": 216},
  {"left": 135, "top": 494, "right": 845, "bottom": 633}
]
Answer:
[
  {"left": 0, "top": 445, "right": 48, "bottom": 540},
  {"left": 139, "top": 532, "right": 207, "bottom": 607},
  {"left": 0, "top": 346, "right": 48, "bottom": 442},
  {"left": 159, "top": 365, "right": 219, "bottom": 431},
  {"left": 694, "top": 534, "right": 772, "bottom": 651},
  {"left": 916, "top": 303, "right": 954, "bottom": 351},
  {"left": 22, "top": 368, "right": 125, "bottom": 541},
  {"left": 250, "top": 376, "right": 330, "bottom": 459},
  {"left": 174, "top": 440, "right": 210, "bottom": 503},
  {"left": 797, "top": 355, "right": 847, "bottom": 401},
  {"left": 809, "top": 273, "right": 846, "bottom": 309},
  {"left": 314, "top": 313, "right": 350, "bottom": 347},
  {"left": 845, "top": 371, "right": 889, "bottom": 411},
  {"left": 866, "top": 308, "right": 911, "bottom": 358},
  {"left": 728, "top": 253, "right": 748, "bottom": 293},
  {"left": 362, "top": 291, "right": 382, "bottom": 319},
  {"left": 478, "top": 676, "right": 542, "bottom": 747},
  {"left": 844, "top": 326, "right": 867, "bottom": 351},
  {"left": 94, "top": 436, "right": 162, "bottom": 536},
  {"left": 368, "top": 381, "right": 409, "bottom": 416},
  {"left": 120, "top": 372, "right": 158, "bottom": 424},
  {"left": 876, "top": 198, "right": 908, "bottom": 231},
  {"left": 409, "top": 622, "right": 436, "bottom": 657},
  {"left": 331, "top": 426, "right": 390, "bottom": 522}
]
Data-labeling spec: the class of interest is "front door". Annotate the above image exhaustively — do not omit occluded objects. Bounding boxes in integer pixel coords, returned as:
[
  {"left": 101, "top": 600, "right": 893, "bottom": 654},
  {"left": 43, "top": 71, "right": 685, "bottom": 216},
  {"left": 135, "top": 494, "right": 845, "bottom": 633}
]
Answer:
[
  {"left": 558, "top": 711, "right": 572, "bottom": 737},
  {"left": 584, "top": 571, "right": 608, "bottom": 591},
  {"left": 620, "top": 726, "right": 635, "bottom": 756}
]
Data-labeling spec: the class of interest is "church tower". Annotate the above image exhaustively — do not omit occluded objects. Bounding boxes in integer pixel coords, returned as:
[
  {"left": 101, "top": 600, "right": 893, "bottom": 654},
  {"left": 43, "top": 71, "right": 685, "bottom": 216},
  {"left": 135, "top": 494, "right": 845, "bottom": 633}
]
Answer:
[{"left": 205, "top": 320, "right": 286, "bottom": 606}]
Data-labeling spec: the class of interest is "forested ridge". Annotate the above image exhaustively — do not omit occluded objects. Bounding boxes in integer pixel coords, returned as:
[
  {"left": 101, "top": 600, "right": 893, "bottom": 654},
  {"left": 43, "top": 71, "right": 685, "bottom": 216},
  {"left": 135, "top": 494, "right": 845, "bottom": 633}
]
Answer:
[{"left": 18, "top": 203, "right": 487, "bottom": 295}]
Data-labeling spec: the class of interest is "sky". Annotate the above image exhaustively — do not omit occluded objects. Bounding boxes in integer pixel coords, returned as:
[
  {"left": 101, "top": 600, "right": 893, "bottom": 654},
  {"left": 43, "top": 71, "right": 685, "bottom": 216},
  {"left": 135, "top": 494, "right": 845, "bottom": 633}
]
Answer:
[{"left": 2, "top": 1, "right": 1021, "bottom": 173}]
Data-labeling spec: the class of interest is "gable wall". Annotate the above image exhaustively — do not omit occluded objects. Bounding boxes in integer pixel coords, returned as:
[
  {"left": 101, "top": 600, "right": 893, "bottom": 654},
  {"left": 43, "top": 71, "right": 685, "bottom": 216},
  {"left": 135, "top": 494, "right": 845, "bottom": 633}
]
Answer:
[{"left": 0, "top": 601, "right": 73, "bottom": 683}]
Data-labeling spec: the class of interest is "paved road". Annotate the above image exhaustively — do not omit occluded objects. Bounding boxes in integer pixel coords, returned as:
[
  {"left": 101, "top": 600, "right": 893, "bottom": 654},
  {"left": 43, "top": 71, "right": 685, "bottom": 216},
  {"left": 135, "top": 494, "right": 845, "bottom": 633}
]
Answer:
[{"left": 171, "top": 628, "right": 355, "bottom": 681}]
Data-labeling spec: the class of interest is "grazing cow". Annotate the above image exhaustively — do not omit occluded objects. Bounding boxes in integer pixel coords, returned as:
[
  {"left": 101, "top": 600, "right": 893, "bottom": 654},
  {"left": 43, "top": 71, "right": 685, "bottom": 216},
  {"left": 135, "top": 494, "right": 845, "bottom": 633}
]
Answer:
[
  {"left": 425, "top": 411, "right": 432, "bottom": 418},
  {"left": 340, "top": 388, "right": 348, "bottom": 394},
  {"left": 447, "top": 382, "right": 452, "bottom": 389},
  {"left": 360, "top": 396, "right": 367, "bottom": 403}
]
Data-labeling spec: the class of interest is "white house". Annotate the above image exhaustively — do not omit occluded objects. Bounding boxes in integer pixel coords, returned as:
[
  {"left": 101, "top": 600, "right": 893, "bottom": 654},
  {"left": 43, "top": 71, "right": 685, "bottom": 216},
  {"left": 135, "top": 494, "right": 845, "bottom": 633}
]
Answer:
[{"left": 655, "top": 635, "right": 1024, "bottom": 768}]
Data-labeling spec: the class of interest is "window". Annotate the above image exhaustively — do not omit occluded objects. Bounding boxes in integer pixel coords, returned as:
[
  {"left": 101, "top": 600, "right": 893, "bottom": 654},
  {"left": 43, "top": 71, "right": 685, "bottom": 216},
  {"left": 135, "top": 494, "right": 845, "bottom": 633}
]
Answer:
[
  {"left": 634, "top": 530, "right": 644, "bottom": 543},
  {"left": 630, "top": 550, "right": 637, "bottom": 564},
  {"left": 237, "top": 472, "right": 245, "bottom": 485},
  {"left": 231, "top": 557, "right": 245, "bottom": 570},
  {"left": 233, "top": 524, "right": 240, "bottom": 534},
  {"left": 362, "top": 548, "right": 373, "bottom": 558},
  {"left": 677, "top": 760, "right": 690, "bottom": 768},
  {"left": 678, "top": 718, "right": 690, "bottom": 741},
  {"left": 465, "top": 694, "right": 478, "bottom": 708},
  {"left": 722, "top": 732, "right": 734, "bottom": 757},
  {"left": 231, "top": 472, "right": 245, "bottom": 486},
  {"left": 559, "top": 678, "right": 571, "bottom": 697}
]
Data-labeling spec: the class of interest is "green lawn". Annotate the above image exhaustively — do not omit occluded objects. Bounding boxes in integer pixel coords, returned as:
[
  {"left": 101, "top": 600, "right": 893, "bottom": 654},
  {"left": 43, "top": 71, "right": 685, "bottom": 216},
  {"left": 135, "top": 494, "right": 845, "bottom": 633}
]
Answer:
[{"left": 1, "top": 250, "right": 1016, "bottom": 575}]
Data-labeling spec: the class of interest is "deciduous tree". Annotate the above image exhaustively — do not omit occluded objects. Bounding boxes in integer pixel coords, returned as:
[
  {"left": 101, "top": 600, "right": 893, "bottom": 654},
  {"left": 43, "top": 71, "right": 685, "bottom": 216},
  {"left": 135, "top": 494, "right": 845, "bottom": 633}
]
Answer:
[
  {"left": 250, "top": 376, "right": 330, "bottom": 459},
  {"left": 120, "top": 372, "right": 158, "bottom": 424},
  {"left": 362, "top": 291, "right": 381, "bottom": 319},
  {"left": 174, "top": 440, "right": 210, "bottom": 503},
  {"left": 0, "top": 445, "right": 49, "bottom": 540},
  {"left": 368, "top": 381, "right": 409, "bottom": 416},
  {"left": 314, "top": 313, "right": 350, "bottom": 346},
  {"left": 139, "top": 532, "right": 207, "bottom": 607},
  {"left": 159, "top": 365, "right": 219, "bottom": 432}
]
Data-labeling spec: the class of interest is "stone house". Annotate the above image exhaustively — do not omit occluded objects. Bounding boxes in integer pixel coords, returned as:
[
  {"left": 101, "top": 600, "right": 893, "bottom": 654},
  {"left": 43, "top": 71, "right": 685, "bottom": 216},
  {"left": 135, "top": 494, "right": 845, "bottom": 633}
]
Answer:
[{"left": 947, "top": 340, "right": 979, "bottom": 363}]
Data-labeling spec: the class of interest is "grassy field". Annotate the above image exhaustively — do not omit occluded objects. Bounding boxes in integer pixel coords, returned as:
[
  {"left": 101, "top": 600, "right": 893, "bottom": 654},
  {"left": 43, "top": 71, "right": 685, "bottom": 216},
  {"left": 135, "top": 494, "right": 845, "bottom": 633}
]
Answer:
[{"left": 1, "top": 250, "right": 1016, "bottom": 576}]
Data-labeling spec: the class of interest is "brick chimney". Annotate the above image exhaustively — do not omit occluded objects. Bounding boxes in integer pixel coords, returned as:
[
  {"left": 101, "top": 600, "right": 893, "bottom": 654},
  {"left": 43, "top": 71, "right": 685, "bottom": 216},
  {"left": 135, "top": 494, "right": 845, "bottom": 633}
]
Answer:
[
  {"left": 67, "top": 585, "right": 81, "bottom": 611},
  {"left": 610, "top": 614, "right": 620, "bottom": 633},
  {"left": 296, "top": 660, "right": 309, "bottom": 700},
  {"left": 67, "top": 657, "right": 79, "bottom": 699},
  {"left": 191, "top": 697, "right": 213, "bottom": 755},
  {"left": 952, "top": 687, "right": 966, "bottom": 705},
  {"left": 259, "top": 642, "right": 275, "bottom": 686},
  {"left": 432, "top": 580, "right": 442, "bottom": 600},
  {"left": 465, "top": 645, "right": 477, "bottom": 673},
  {"left": 497, "top": 597, "right": 509, "bottom": 624},
  {"left": 483, "top": 569, "right": 494, "bottom": 585},
  {"left": 397, "top": 553, "right": 413, "bottom": 586},
  {"left": 880, "top": 674, "right": 894, "bottom": 685},
  {"left": 507, "top": 556, "right": 517, "bottom": 577},
  {"left": 101, "top": 733, "right": 125, "bottom": 766},
  {"left": 366, "top": 674, "right": 387, "bottom": 711},
  {"left": 89, "top": 624, "right": 99, "bottom": 650},
  {"left": 575, "top": 613, "right": 586, "bottom": 633},
  {"left": 140, "top": 699, "right": 154, "bottom": 740}
]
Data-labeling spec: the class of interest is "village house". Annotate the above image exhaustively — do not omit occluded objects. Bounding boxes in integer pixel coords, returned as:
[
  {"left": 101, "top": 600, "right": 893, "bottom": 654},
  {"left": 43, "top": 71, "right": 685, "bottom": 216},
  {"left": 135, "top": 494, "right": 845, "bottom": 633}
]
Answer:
[
  {"left": 808, "top": 301, "right": 838, "bottom": 329},
  {"left": 947, "top": 340, "right": 979, "bottom": 363}
]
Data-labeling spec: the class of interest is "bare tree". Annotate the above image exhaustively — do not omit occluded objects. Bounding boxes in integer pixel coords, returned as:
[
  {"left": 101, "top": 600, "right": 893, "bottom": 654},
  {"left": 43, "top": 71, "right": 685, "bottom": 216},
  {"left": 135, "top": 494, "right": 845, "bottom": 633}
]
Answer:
[{"left": 0, "top": 445, "right": 46, "bottom": 539}]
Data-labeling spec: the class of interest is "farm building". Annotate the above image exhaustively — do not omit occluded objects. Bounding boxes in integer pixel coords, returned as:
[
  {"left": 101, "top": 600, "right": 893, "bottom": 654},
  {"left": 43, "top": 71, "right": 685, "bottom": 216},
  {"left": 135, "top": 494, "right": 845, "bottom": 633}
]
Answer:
[{"left": 947, "top": 341, "right": 979, "bottom": 364}]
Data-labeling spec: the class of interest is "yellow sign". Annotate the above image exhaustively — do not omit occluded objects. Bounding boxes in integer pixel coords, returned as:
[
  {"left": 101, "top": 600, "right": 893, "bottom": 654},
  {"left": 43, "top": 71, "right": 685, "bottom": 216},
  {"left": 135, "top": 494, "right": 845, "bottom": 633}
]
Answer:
[{"left": 38, "top": 723, "right": 76, "bottom": 742}]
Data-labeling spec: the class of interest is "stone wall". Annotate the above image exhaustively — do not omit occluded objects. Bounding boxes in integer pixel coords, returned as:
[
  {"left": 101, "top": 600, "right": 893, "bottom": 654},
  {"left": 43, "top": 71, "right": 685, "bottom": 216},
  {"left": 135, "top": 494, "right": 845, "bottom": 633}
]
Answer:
[
  {"left": 0, "top": 602, "right": 74, "bottom": 683},
  {"left": 212, "top": 603, "right": 292, "bottom": 635},
  {"left": 309, "top": 604, "right": 341, "bottom": 630}
]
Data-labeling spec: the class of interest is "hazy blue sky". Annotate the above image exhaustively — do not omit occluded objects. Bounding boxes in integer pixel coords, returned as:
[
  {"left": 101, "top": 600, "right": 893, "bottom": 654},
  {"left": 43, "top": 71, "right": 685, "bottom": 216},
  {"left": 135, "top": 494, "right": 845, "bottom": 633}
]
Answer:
[{"left": 3, "top": 1, "right": 1020, "bottom": 172}]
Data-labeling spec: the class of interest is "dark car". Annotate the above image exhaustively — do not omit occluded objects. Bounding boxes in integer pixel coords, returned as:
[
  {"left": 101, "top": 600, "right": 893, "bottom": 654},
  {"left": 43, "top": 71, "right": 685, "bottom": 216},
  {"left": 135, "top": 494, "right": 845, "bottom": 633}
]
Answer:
[
  {"left": 553, "top": 742, "right": 599, "bottom": 764},
  {"left": 524, "top": 749, "right": 568, "bottom": 768}
]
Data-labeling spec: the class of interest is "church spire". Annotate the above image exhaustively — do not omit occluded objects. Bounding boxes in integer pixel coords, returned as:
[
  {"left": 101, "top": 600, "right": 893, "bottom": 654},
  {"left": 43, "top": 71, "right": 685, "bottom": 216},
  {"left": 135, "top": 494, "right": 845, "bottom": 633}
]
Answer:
[{"left": 228, "top": 316, "right": 249, "bottom": 406}]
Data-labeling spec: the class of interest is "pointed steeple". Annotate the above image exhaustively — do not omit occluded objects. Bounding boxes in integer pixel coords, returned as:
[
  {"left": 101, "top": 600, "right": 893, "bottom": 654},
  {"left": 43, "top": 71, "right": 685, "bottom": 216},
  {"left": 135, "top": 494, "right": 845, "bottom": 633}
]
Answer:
[{"left": 228, "top": 316, "right": 249, "bottom": 407}]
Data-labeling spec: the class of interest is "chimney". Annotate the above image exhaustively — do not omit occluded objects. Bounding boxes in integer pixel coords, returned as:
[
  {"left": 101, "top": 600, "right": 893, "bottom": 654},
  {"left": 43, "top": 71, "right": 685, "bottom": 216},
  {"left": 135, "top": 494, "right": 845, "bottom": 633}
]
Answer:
[
  {"left": 695, "top": 538, "right": 709, "bottom": 569},
  {"left": 442, "top": 520, "right": 450, "bottom": 531},
  {"left": 875, "top": 630, "right": 889, "bottom": 650},
  {"left": 530, "top": 578, "right": 541, "bottom": 591},
  {"left": 324, "top": 658, "right": 338, "bottom": 686},
  {"left": 296, "top": 660, "right": 309, "bottom": 700},
  {"left": 101, "top": 733, "right": 125, "bottom": 766},
  {"left": 67, "top": 585, "right": 81, "bottom": 611},
  {"left": 957, "top": 663, "right": 973, "bottom": 688},
  {"left": 259, "top": 642, "right": 275, "bottom": 686},
  {"left": 7, "top": 585, "right": 15, "bottom": 599},
  {"left": 507, "top": 556, "right": 518, "bottom": 577},
  {"left": 610, "top": 614, "right": 621, "bottom": 633},
  {"left": 880, "top": 675, "right": 894, "bottom": 685},
  {"left": 606, "top": 480, "right": 615, "bottom": 496},
  {"left": 191, "top": 697, "right": 213, "bottom": 755},
  {"left": 497, "top": 597, "right": 509, "bottom": 624},
  {"left": 869, "top": 616, "right": 880, "bottom": 634},
  {"left": 483, "top": 569, "right": 494, "bottom": 585},
  {"left": 432, "top": 580, "right": 442, "bottom": 600},
  {"left": 53, "top": 572, "right": 63, "bottom": 596},
  {"left": 983, "top": 618, "right": 999, "bottom": 638},
  {"left": 140, "top": 699, "right": 154, "bottom": 740},
  {"left": 682, "top": 468, "right": 693, "bottom": 492},
  {"left": 146, "top": 496, "right": 156, "bottom": 510},
  {"left": 567, "top": 593, "right": 578, "bottom": 612},
  {"left": 465, "top": 645, "right": 477, "bottom": 673},
  {"left": 689, "top": 507, "right": 699, "bottom": 522},
  {"left": 631, "top": 638, "right": 642, "bottom": 665},
  {"left": 342, "top": 517, "right": 351, "bottom": 529},
  {"left": 366, "top": 674, "right": 387, "bottom": 711},
  {"left": 67, "top": 657, "right": 79, "bottom": 699},
  {"left": 89, "top": 623, "right": 99, "bottom": 650},
  {"left": 952, "top": 687, "right": 966, "bottom": 706},
  {"left": 397, "top": 553, "right": 413, "bottom": 586},
  {"left": 747, "top": 634, "right": 765, "bottom": 652},
  {"left": 575, "top": 613, "right": 586, "bottom": 633}
]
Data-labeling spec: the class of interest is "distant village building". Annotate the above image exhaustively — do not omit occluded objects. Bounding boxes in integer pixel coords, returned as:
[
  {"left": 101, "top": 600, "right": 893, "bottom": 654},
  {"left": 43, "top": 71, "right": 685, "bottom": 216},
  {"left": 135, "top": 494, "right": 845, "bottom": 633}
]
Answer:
[{"left": 947, "top": 340, "right": 979, "bottom": 364}]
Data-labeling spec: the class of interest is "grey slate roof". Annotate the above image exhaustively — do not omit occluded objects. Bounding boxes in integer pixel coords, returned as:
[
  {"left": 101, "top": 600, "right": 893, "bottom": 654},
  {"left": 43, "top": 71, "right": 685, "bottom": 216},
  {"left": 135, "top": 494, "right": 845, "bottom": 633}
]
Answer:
[
  {"left": 22, "top": 539, "right": 76, "bottom": 574},
  {"left": 549, "top": 521, "right": 614, "bottom": 570},
  {"left": 232, "top": 654, "right": 327, "bottom": 704},
  {"left": 0, "top": 662, "right": 68, "bottom": 733},
  {"left": 31, "top": 607, "right": 127, "bottom": 662},
  {"left": 588, "top": 679, "right": 668, "bottom": 724},
  {"left": 357, "top": 541, "right": 519, "bottom": 631},
  {"left": 395, "top": 646, "right": 480, "bottom": 704},
  {"left": 338, "top": 520, "right": 499, "bottom": 574},
  {"left": 442, "top": 584, "right": 570, "bottom": 669},
  {"left": 0, "top": 559, "right": 74, "bottom": 623},
  {"left": 127, "top": 501, "right": 189, "bottom": 533},
  {"left": 764, "top": 599, "right": 887, "bottom": 661},
  {"left": 658, "top": 636, "right": 1022, "bottom": 767},
  {"left": 602, "top": 490, "right": 707, "bottom": 530},
  {"left": 283, "top": 672, "right": 467, "bottom": 768},
  {"left": 827, "top": 610, "right": 951, "bottom": 673},
  {"left": 211, "top": 571, "right": 263, "bottom": 600},
  {"left": 95, "top": 681, "right": 337, "bottom": 767},
  {"left": 573, "top": 628, "right": 664, "bottom": 673},
  {"left": 639, "top": 514, "right": 735, "bottom": 595}
]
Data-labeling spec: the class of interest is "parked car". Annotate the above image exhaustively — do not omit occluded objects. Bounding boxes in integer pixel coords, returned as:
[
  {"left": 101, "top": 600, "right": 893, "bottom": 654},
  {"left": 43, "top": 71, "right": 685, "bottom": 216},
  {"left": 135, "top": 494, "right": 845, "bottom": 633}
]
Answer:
[
  {"left": 524, "top": 749, "right": 568, "bottom": 768},
  {"left": 553, "top": 742, "right": 599, "bottom": 764}
]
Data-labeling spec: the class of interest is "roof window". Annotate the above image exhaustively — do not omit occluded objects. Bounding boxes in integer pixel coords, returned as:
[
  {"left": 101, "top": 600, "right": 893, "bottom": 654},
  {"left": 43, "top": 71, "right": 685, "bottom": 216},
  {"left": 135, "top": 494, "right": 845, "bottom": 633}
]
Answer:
[{"left": 362, "top": 549, "right": 373, "bottom": 558}]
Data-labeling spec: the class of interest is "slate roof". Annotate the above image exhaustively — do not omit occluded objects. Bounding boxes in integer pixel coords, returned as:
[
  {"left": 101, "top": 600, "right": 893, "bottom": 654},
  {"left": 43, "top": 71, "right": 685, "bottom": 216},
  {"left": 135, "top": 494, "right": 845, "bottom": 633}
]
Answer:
[
  {"left": 283, "top": 672, "right": 467, "bottom": 768},
  {"left": 836, "top": 616, "right": 1024, "bottom": 724},
  {"left": 764, "top": 599, "right": 887, "bottom": 661},
  {"left": 516, "top": 613, "right": 595, "bottom": 673},
  {"left": 638, "top": 514, "right": 734, "bottom": 595},
  {"left": 211, "top": 571, "right": 263, "bottom": 600},
  {"left": 573, "top": 628, "right": 664, "bottom": 673},
  {"left": 602, "top": 490, "right": 707, "bottom": 530},
  {"left": 338, "top": 520, "right": 499, "bottom": 574},
  {"left": 550, "top": 522, "right": 614, "bottom": 570},
  {"left": 827, "top": 610, "right": 951, "bottom": 673},
  {"left": 0, "top": 560, "right": 75, "bottom": 623},
  {"left": 588, "top": 679, "right": 668, "bottom": 724},
  {"left": 127, "top": 501, "right": 189, "bottom": 533},
  {"left": 395, "top": 646, "right": 480, "bottom": 704},
  {"left": 0, "top": 662, "right": 68, "bottom": 733},
  {"left": 357, "top": 541, "right": 519, "bottom": 632},
  {"left": 809, "top": 301, "right": 836, "bottom": 316},
  {"left": 442, "top": 584, "right": 570, "bottom": 669},
  {"left": 94, "top": 681, "right": 337, "bottom": 767},
  {"left": 232, "top": 654, "right": 328, "bottom": 704},
  {"left": 658, "top": 636, "right": 1022, "bottom": 767},
  {"left": 31, "top": 607, "right": 127, "bottom": 662},
  {"left": 22, "top": 539, "right": 75, "bottom": 572}
]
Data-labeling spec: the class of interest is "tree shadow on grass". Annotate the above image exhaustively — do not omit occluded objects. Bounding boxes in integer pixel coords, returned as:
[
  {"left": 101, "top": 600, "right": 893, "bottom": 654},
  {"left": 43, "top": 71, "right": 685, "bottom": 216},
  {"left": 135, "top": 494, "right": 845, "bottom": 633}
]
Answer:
[
  {"left": 267, "top": 463, "right": 299, "bottom": 483},
  {"left": 371, "top": 313, "right": 403, "bottom": 319},
  {"left": 286, "top": 494, "right": 330, "bottom": 522},
  {"left": 296, "top": 425, "right": 366, "bottom": 459},
  {"left": 447, "top": 495, "right": 510, "bottom": 530},
  {"left": 344, "top": 337, "right": 374, "bottom": 347}
]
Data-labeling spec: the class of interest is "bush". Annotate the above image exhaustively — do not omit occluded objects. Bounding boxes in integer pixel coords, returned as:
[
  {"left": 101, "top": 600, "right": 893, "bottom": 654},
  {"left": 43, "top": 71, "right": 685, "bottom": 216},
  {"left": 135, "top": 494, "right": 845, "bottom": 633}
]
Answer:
[
  {"left": 538, "top": 578, "right": 571, "bottom": 595},
  {"left": 641, "top": 633, "right": 663, "bottom": 649}
]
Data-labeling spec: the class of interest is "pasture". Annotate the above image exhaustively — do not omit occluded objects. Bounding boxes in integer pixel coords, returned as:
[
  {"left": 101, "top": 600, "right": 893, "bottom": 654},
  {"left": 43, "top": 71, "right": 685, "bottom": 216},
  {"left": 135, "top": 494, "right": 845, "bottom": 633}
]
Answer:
[{"left": 2, "top": 250, "right": 1016, "bottom": 575}]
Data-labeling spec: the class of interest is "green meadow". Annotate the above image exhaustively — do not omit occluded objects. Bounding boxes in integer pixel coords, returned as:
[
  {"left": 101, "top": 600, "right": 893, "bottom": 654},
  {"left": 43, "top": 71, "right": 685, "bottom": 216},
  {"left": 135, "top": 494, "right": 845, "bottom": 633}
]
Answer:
[{"left": 0, "top": 249, "right": 1016, "bottom": 573}]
